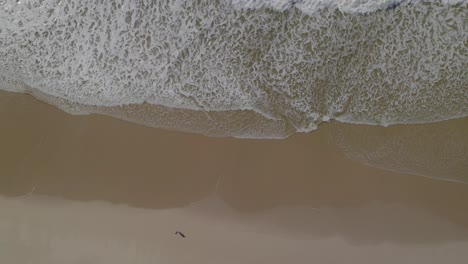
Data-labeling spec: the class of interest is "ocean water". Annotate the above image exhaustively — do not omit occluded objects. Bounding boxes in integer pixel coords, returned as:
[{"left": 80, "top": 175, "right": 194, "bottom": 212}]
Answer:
[
  {"left": 0, "top": 0, "right": 467, "bottom": 138},
  {"left": 330, "top": 118, "right": 468, "bottom": 183}
]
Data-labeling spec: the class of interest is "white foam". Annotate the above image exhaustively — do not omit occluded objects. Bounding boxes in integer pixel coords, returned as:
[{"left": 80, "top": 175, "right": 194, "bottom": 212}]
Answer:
[
  {"left": 231, "top": 0, "right": 405, "bottom": 13},
  {"left": 232, "top": 0, "right": 468, "bottom": 13},
  {"left": 0, "top": 0, "right": 467, "bottom": 138}
]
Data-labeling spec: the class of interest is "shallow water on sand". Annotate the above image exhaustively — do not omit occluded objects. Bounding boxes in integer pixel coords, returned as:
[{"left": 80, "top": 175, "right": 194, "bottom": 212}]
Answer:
[{"left": 1, "top": 91, "right": 467, "bottom": 263}]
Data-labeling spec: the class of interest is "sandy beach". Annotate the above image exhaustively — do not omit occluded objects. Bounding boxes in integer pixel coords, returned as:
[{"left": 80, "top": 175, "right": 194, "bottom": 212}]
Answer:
[
  {"left": 1, "top": 90, "right": 467, "bottom": 263},
  {"left": 1, "top": 1, "right": 467, "bottom": 263}
]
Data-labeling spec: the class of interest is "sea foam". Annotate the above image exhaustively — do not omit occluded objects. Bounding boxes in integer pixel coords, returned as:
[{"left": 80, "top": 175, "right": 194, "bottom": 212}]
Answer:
[{"left": 0, "top": 0, "right": 467, "bottom": 138}]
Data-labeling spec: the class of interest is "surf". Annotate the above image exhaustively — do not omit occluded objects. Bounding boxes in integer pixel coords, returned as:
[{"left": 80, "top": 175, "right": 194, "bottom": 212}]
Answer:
[{"left": 0, "top": 0, "right": 467, "bottom": 138}]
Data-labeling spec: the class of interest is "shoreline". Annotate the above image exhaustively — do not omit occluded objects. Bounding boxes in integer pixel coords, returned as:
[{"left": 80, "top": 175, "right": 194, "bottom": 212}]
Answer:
[{"left": 1, "top": 90, "right": 468, "bottom": 263}]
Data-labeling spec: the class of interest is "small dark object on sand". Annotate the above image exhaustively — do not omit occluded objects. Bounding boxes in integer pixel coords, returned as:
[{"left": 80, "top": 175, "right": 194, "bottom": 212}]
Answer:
[{"left": 175, "top": 231, "right": 186, "bottom": 238}]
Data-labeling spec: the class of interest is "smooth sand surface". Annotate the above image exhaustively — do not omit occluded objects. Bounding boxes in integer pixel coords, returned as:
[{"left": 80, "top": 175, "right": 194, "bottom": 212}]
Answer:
[{"left": 1, "top": 91, "right": 468, "bottom": 264}]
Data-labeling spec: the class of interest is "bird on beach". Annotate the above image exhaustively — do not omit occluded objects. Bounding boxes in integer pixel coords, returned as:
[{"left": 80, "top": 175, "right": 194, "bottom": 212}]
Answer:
[{"left": 175, "top": 231, "right": 186, "bottom": 238}]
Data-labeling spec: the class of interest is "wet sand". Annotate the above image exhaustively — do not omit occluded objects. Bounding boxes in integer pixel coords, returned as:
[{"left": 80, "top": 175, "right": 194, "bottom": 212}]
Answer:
[{"left": 1, "top": 91, "right": 468, "bottom": 264}]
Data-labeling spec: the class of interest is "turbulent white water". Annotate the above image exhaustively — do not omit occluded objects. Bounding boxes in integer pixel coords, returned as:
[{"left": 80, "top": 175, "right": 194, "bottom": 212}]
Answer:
[{"left": 0, "top": 0, "right": 467, "bottom": 137}]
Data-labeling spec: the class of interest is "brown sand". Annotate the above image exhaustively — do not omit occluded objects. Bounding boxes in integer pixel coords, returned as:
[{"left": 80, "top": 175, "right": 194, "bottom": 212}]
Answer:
[{"left": 1, "top": 91, "right": 468, "bottom": 264}]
